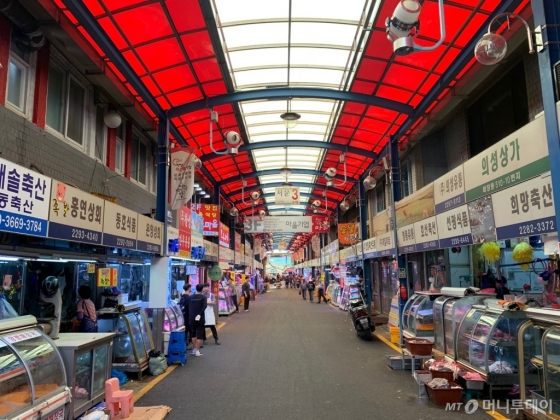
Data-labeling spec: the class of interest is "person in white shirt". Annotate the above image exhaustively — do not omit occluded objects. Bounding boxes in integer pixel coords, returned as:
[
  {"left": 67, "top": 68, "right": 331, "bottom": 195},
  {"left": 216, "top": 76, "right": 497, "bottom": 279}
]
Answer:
[{"left": 202, "top": 283, "right": 220, "bottom": 345}]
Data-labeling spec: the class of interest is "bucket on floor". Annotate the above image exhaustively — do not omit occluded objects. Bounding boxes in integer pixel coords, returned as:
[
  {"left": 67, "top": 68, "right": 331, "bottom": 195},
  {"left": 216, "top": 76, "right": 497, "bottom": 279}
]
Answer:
[{"left": 390, "top": 327, "right": 400, "bottom": 344}]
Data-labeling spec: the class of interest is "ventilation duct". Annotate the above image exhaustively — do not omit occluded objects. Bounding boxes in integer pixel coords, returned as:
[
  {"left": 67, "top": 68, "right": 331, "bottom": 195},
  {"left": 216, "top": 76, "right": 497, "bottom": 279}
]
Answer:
[{"left": 0, "top": 0, "right": 46, "bottom": 52}]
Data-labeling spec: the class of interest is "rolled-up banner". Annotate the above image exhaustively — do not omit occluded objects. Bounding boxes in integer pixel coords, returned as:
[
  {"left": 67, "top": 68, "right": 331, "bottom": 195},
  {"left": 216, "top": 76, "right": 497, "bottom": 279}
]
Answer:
[
  {"left": 440, "top": 286, "right": 481, "bottom": 297},
  {"left": 170, "top": 146, "right": 196, "bottom": 210}
]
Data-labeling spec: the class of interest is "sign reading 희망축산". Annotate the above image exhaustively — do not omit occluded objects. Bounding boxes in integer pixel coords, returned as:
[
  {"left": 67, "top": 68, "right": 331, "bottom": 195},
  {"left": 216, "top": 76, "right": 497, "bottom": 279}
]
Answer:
[
  {"left": 48, "top": 181, "right": 104, "bottom": 245},
  {"left": 0, "top": 159, "right": 51, "bottom": 237}
]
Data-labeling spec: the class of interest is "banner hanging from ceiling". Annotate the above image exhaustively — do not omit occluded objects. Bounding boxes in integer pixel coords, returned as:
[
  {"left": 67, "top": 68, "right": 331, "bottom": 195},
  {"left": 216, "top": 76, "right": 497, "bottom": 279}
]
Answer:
[
  {"left": 275, "top": 187, "right": 300, "bottom": 205},
  {"left": 170, "top": 147, "right": 197, "bottom": 210},
  {"left": 243, "top": 215, "right": 330, "bottom": 233},
  {"left": 338, "top": 223, "right": 359, "bottom": 245}
]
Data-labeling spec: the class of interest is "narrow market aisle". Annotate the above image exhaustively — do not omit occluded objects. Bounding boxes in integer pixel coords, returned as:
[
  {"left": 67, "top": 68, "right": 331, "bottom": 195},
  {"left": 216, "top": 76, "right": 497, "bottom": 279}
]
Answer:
[{"left": 138, "top": 289, "right": 492, "bottom": 420}]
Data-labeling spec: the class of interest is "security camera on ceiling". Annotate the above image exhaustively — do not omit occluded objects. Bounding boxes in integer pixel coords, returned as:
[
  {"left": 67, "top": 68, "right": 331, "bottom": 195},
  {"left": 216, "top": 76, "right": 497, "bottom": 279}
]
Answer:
[{"left": 225, "top": 131, "right": 241, "bottom": 155}]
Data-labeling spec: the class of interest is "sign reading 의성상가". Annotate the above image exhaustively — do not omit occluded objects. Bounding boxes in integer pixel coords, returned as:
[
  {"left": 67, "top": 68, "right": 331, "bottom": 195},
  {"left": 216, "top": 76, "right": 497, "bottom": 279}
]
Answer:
[
  {"left": 102, "top": 201, "right": 138, "bottom": 250},
  {"left": 48, "top": 181, "right": 104, "bottom": 244},
  {"left": 0, "top": 158, "right": 51, "bottom": 237}
]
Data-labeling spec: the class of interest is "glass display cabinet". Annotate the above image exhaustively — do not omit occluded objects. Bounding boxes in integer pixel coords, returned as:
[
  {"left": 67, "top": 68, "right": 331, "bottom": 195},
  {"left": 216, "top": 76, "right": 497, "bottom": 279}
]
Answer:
[
  {"left": 402, "top": 292, "right": 442, "bottom": 340},
  {"left": 97, "top": 308, "right": 154, "bottom": 379},
  {"left": 219, "top": 287, "right": 235, "bottom": 315},
  {"left": 338, "top": 283, "right": 358, "bottom": 311},
  {"left": 0, "top": 315, "right": 71, "bottom": 420},
  {"left": 326, "top": 283, "right": 341, "bottom": 306},
  {"left": 518, "top": 308, "right": 560, "bottom": 420},
  {"left": 433, "top": 296, "right": 456, "bottom": 353},
  {"left": 55, "top": 332, "right": 115, "bottom": 419},
  {"left": 457, "top": 301, "right": 531, "bottom": 397},
  {"left": 144, "top": 301, "right": 185, "bottom": 355}
]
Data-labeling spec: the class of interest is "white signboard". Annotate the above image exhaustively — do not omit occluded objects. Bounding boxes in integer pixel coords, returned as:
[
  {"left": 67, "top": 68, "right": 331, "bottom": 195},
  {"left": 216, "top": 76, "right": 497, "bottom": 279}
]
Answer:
[
  {"left": 190, "top": 232, "right": 204, "bottom": 249},
  {"left": 397, "top": 224, "right": 416, "bottom": 254},
  {"left": 102, "top": 201, "right": 138, "bottom": 250},
  {"left": 48, "top": 180, "right": 103, "bottom": 244},
  {"left": 435, "top": 204, "right": 473, "bottom": 248},
  {"left": 170, "top": 147, "right": 196, "bottom": 210},
  {"left": 234, "top": 252, "right": 241, "bottom": 265},
  {"left": 464, "top": 114, "right": 549, "bottom": 202},
  {"left": 275, "top": 186, "right": 300, "bottom": 205},
  {"left": 492, "top": 172, "right": 556, "bottom": 240},
  {"left": 137, "top": 214, "right": 163, "bottom": 253},
  {"left": 0, "top": 159, "right": 51, "bottom": 237},
  {"left": 414, "top": 216, "right": 440, "bottom": 251},
  {"left": 244, "top": 216, "right": 312, "bottom": 233},
  {"left": 434, "top": 165, "right": 466, "bottom": 214},
  {"left": 377, "top": 232, "right": 395, "bottom": 257},
  {"left": 362, "top": 237, "right": 376, "bottom": 258}
]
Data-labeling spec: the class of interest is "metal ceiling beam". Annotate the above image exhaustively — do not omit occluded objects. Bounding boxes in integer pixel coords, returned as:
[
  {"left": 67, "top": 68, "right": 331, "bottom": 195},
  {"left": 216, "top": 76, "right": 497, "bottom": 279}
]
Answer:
[
  {"left": 61, "top": 0, "right": 219, "bottom": 188},
  {"left": 218, "top": 168, "right": 354, "bottom": 187},
  {"left": 226, "top": 181, "right": 347, "bottom": 198},
  {"left": 360, "top": 0, "right": 523, "bottom": 183},
  {"left": 168, "top": 87, "right": 414, "bottom": 118},
  {"left": 201, "top": 140, "right": 376, "bottom": 163},
  {"left": 231, "top": 192, "right": 336, "bottom": 207}
]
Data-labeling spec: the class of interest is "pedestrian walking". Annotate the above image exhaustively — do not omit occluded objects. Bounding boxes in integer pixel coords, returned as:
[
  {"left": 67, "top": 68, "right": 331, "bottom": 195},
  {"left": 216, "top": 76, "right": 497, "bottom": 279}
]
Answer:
[
  {"left": 228, "top": 278, "right": 239, "bottom": 312},
  {"left": 242, "top": 279, "right": 251, "bottom": 312},
  {"left": 202, "top": 283, "right": 221, "bottom": 345},
  {"left": 187, "top": 284, "right": 207, "bottom": 357},
  {"left": 316, "top": 280, "right": 328, "bottom": 304},
  {"left": 179, "top": 284, "right": 192, "bottom": 348},
  {"left": 300, "top": 277, "right": 308, "bottom": 300},
  {"left": 307, "top": 278, "right": 316, "bottom": 302}
]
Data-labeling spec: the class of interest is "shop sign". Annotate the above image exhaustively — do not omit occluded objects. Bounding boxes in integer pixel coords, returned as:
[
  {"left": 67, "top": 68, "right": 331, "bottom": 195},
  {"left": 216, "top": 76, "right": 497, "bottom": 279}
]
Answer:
[
  {"left": 87, "top": 264, "right": 96, "bottom": 274},
  {"left": 3, "top": 329, "right": 41, "bottom": 344},
  {"left": 467, "top": 196, "right": 497, "bottom": 244},
  {"left": 312, "top": 235, "right": 320, "bottom": 253},
  {"left": 245, "top": 240, "right": 251, "bottom": 256},
  {"left": 355, "top": 242, "right": 363, "bottom": 258},
  {"left": 413, "top": 216, "right": 440, "bottom": 251},
  {"left": 136, "top": 214, "right": 163, "bottom": 253},
  {"left": 170, "top": 146, "right": 196, "bottom": 210},
  {"left": 48, "top": 181, "right": 103, "bottom": 244},
  {"left": 235, "top": 252, "right": 241, "bottom": 265},
  {"left": 338, "top": 223, "right": 359, "bottom": 245},
  {"left": 190, "top": 203, "right": 219, "bottom": 236},
  {"left": 102, "top": 201, "right": 137, "bottom": 250},
  {"left": 434, "top": 165, "right": 466, "bottom": 214},
  {"left": 492, "top": 172, "right": 556, "bottom": 240},
  {"left": 191, "top": 211, "right": 203, "bottom": 237},
  {"left": 97, "top": 267, "right": 117, "bottom": 287},
  {"left": 235, "top": 232, "right": 241, "bottom": 253},
  {"left": 464, "top": 114, "right": 549, "bottom": 202},
  {"left": 167, "top": 226, "right": 179, "bottom": 255},
  {"left": 204, "top": 240, "right": 218, "bottom": 262},
  {"left": 191, "top": 233, "right": 204, "bottom": 249},
  {"left": 219, "top": 222, "right": 230, "bottom": 247},
  {"left": 0, "top": 159, "right": 51, "bottom": 237},
  {"left": 44, "top": 407, "right": 64, "bottom": 420},
  {"left": 397, "top": 224, "right": 416, "bottom": 254},
  {"left": 362, "top": 237, "right": 377, "bottom": 259},
  {"left": 178, "top": 206, "right": 192, "bottom": 258},
  {"left": 435, "top": 204, "right": 473, "bottom": 248},
  {"left": 275, "top": 186, "right": 300, "bottom": 205},
  {"left": 243, "top": 215, "right": 330, "bottom": 233},
  {"left": 377, "top": 231, "right": 396, "bottom": 257},
  {"left": 395, "top": 184, "right": 435, "bottom": 228}
]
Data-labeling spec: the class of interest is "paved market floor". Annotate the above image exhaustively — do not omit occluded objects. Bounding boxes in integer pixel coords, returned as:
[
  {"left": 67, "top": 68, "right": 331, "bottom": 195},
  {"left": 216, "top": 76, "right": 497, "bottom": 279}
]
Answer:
[{"left": 137, "top": 289, "right": 494, "bottom": 420}]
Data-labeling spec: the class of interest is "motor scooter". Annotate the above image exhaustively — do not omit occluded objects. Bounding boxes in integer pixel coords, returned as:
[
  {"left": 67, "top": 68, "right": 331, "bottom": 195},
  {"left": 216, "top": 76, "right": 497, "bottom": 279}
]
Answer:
[{"left": 348, "top": 292, "right": 373, "bottom": 341}]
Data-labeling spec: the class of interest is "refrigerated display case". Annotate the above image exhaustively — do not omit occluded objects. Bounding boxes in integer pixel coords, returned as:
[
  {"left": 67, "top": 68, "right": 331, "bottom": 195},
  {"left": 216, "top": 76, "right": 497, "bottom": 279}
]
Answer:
[
  {"left": 339, "top": 283, "right": 360, "bottom": 311},
  {"left": 0, "top": 316, "right": 71, "bottom": 420},
  {"left": 144, "top": 301, "right": 185, "bottom": 355},
  {"left": 518, "top": 308, "right": 560, "bottom": 420},
  {"left": 55, "top": 333, "right": 115, "bottom": 419},
  {"left": 328, "top": 283, "right": 341, "bottom": 307},
  {"left": 433, "top": 295, "right": 488, "bottom": 358},
  {"left": 219, "top": 287, "right": 235, "bottom": 315},
  {"left": 97, "top": 307, "right": 154, "bottom": 379},
  {"left": 402, "top": 292, "right": 442, "bottom": 340},
  {"left": 457, "top": 301, "right": 534, "bottom": 396}
]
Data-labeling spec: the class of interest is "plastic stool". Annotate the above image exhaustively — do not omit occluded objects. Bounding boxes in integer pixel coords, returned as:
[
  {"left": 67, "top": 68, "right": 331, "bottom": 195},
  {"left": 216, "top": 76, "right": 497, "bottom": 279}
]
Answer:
[
  {"left": 168, "top": 331, "right": 187, "bottom": 365},
  {"left": 167, "top": 349, "right": 187, "bottom": 366},
  {"left": 105, "top": 378, "right": 134, "bottom": 419}
]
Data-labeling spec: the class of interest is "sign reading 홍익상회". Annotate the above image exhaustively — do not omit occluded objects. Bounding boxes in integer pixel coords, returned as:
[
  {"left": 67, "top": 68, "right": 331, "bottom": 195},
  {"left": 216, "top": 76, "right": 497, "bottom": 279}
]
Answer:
[
  {"left": 435, "top": 204, "right": 473, "bottom": 249},
  {"left": 464, "top": 113, "right": 549, "bottom": 202},
  {"left": 0, "top": 158, "right": 51, "bottom": 237},
  {"left": 492, "top": 172, "right": 556, "bottom": 240},
  {"left": 48, "top": 181, "right": 104, "bottom": 244},
  {"left": 102, "top": 201, "right": 138, "bottom": 250}
]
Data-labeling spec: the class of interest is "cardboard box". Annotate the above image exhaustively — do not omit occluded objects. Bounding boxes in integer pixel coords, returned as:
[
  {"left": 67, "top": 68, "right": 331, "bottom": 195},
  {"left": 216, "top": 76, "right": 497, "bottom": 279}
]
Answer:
[{"left": 114, "top": 406, "right": 171, "bottom": 420}]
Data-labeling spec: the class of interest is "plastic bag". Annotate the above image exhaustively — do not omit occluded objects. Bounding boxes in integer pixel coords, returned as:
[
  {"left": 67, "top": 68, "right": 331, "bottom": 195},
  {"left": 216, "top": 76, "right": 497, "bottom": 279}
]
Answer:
[
  {"left": 149, "top": 355, "right": 168, "bottom": 376},
  {"left": 82, "top": 411, "right": 109, "bottom": 420},
  {"left": 111, "top": 369, "right": 128, "bottom": 386},
  {"left": 0, "top": 297, "right": 18, "bottom": 320},
  {"left": 427, "top": 378, "right": 450, "bottom": 389}
]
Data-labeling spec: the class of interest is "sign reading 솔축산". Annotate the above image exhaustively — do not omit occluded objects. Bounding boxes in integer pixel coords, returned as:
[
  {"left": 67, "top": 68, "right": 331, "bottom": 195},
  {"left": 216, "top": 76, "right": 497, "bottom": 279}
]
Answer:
[
  {"left": 492, "top": 172, "right": 556, "bottom": 240},
  {"left": 136, "top": 214, "right": 163, "bottom": 253},
  {"left": 48, "top": 180, "right": 104, "bottom": 244},
  {"left": 413, "top": 216, "right": 440, "bottom": 251},
  {"left": 434, "top": 165, "right": 466, "bottom": 214},
  {"left": 464, "top": 114, "right": 550, "bottom": 202},
  {"left": 102, "top": 201, "right": 137, "bottom": 250},
  {"left": 397, "top": 224, "right": 416, "bottom": 254},
  {"left": 275, "top": 187, "right": 300, "bottom": 205},
  {"left": 0, "top": 158, "right": 51, "bottom": 237},
  {"left": 435, "top": 204, "right": 473, "bottom": 248}
]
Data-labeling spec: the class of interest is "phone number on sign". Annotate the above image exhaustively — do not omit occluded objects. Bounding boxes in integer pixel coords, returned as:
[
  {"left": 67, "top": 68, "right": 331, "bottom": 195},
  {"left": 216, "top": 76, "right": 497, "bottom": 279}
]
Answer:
[
  {"left": 0, "top": 215, "right": 43, "bottom": 232},
  {"left": 116, "top": 238, "right": 135, "bottom": 248},
  {"left": 71, "top": 228, "right": 99, "bottom": 242},
  {"left": 451, "top": 235, "right": 472, "bottom": 246},
  {"left": 518, "top": 220, "right": 555, "bottom": 235}
]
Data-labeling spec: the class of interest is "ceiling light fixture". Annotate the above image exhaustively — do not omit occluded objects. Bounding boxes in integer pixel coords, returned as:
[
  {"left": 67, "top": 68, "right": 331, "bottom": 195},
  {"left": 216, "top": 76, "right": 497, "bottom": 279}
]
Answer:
[
  {"left": 104, "top": 110, "right": 122, "bottom": 128},
  {"left": 279, "top": 166, "right": 292, "bottom": 177},
  {"left": 204, "top": 194, "right": 210, "bottom": 198},
  {"left": 474, "top": 13, "right": 535, "bottom": 66},
  {"left": 280, "top": 98, "right": 300, "bottom": 129}
]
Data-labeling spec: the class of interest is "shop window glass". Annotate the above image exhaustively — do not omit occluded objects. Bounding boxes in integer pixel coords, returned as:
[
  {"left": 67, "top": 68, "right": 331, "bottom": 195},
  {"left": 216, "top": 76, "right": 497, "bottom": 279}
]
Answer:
[
  {"left": 46, "top": 64, "right": 65, "bottom": 133},
  {"left": 376, "top": 183, "right": 385, "bottom": 213},
  {"left": 95, "top": 105, "right": 106, "bottom": 162},
  {"left": 66, "top": 79, "right": 85, "bottom": 144},
  {"left": 7, "top": 59, "right": 25, "bottom": 110}
]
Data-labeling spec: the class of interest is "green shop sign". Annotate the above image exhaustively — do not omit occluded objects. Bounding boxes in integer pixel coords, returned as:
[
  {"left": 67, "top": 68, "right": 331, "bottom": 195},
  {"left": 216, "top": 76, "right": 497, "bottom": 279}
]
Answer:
[{"left": 464, "top": 114, "right": 550, "bottom": 202}]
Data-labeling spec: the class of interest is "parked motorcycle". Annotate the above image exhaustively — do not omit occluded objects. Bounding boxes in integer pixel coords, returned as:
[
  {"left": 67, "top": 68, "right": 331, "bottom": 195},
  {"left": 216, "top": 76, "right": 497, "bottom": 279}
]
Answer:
[{"left": 348, "top": 292, "right": 373, "bottom": 341}]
